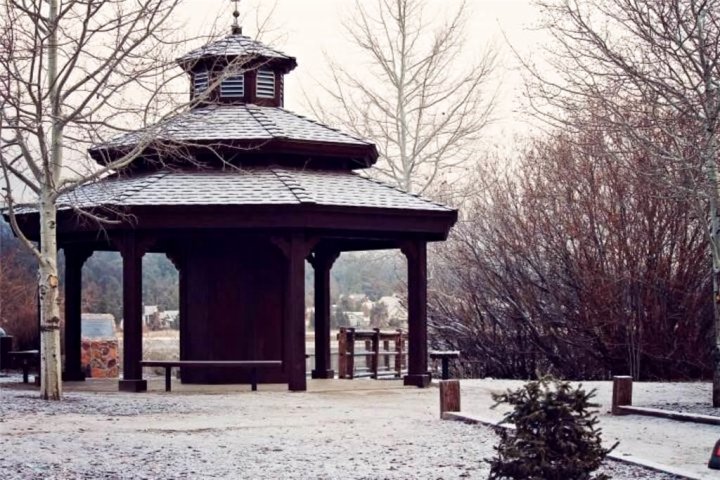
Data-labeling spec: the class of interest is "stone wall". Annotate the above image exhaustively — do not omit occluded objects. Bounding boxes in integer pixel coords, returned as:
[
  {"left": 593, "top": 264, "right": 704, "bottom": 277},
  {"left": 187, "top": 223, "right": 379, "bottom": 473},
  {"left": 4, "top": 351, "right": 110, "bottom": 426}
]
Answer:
[{"left": 81, "top": 339, "right": 119, "bottom": 378}]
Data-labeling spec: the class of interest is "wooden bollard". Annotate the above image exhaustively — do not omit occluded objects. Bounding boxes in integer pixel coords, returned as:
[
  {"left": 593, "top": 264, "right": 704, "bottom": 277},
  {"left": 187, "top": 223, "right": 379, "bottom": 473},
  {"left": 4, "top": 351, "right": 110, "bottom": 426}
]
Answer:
[
  {"left": 612, "top": 375, "right": 633, "bottom": 415},
  {"left": 440, "top": 379, "right": 461, "bottom": 418}
]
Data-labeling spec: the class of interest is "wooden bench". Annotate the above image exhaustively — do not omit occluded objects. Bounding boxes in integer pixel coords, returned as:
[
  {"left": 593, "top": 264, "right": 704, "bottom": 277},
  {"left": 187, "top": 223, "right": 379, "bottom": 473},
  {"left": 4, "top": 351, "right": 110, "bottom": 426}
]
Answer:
[
  {"left": 140, "top": 360, "right": 282, "bottom": 392},
  {"left": 9, "top": 350, "right": 39, "bottom": 384},
  {"left": 429, "top": 350, "right": 460, "bottom": 380}
]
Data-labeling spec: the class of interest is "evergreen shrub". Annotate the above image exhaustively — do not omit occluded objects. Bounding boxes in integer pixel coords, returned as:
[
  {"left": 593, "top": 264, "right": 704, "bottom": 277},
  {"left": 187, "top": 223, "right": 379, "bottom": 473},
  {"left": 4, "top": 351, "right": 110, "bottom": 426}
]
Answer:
[{"left": 488, "top": 377, "right": 616, "bottom": 480}]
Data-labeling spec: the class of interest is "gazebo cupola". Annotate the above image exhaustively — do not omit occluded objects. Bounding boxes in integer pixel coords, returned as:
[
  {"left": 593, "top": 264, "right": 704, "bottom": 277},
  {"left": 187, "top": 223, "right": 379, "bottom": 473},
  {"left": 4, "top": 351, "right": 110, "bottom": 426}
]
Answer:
[
  {"left": 88, "top": 21, "right": 376, "bottom": 171},
  {"left": 177, "top": 23, "right": 297, "bottom": 108}
]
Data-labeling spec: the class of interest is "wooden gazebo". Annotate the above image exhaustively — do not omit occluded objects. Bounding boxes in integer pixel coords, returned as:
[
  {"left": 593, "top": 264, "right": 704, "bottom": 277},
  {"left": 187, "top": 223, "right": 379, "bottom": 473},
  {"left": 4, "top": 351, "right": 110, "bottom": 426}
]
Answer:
[{"left": 14, "top": 26, "right": 457, "bottom": 392}]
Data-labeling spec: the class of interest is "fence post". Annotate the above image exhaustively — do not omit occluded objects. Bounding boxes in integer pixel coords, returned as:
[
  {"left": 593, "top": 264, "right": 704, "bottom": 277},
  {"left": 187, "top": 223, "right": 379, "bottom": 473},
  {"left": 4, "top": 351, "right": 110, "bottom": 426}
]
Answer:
[
  {"left": 383, "top": 339, "right": 390, "bottom": 372},
  {"left": 337, "top": 328, "right": 347, "bottom": 379},
  {"left": 365, "top": 339, "right": 372, "bottom": 371},
  {"left": 394, "top": 329, "right": 403, "bottom": 377},
  {"left": 612, "top": 375, "right": 633, "bottom": 415},
  {"left": 347, "top": 328, "right": 355, "bottom": 380},
  {"left": 371, "top": 328, "right": 380, "bottom": 379}
]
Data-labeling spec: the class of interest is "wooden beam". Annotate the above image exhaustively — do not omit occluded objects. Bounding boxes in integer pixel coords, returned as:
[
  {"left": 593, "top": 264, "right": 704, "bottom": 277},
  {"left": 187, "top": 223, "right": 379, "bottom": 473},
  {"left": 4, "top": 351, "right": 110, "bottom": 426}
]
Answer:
[{"left": 47, "top": 204, "right": 456, "bottom": 240}]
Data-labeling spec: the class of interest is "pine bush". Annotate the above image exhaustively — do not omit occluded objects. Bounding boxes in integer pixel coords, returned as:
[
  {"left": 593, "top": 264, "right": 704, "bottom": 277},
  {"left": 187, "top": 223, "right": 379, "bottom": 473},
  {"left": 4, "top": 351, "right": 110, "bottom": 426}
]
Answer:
[{"left": 488, "top": 377, "right": 616, "bottom": 480}]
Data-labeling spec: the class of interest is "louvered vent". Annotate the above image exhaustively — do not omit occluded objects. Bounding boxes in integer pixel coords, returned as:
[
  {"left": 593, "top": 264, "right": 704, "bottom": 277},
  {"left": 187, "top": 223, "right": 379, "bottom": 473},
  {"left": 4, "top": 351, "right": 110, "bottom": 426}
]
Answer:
[
  {"left": 221, "top": 75, "right": 245, "bottom": 98},
  {"left": 193, "top": 71, "right": 209, "bottom": 95},
  {"left": 257, "top": 69, "right": 275, "bottom": 98}
]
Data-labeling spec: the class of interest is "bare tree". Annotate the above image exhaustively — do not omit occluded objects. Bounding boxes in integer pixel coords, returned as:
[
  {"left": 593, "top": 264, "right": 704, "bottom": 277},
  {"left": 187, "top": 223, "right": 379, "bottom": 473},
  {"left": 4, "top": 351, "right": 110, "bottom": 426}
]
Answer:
[
  {"left": 309, "top": 0, "right": 496, "bottom": 195},
  {"left": 525, "top": 0, "right": 720, "bottom": 405},
  {"left": 429, "top": 107, "right": 712, "bottom": 381},
  {"left": 0, "top": 0, "right": 227, "bottom": 400},
  {"left": 0, "top": 222, "right": 37, "bottom": 348}
]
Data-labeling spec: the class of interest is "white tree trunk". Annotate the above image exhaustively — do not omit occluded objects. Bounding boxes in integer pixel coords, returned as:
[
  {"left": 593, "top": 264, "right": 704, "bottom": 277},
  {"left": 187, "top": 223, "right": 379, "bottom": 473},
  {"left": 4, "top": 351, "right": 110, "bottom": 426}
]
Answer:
[
  {"left": 706, "top": 143, "right": 720, "bottom": 407},
  {"left": 36, "top": 0, "right": 63, "bottom": 401},
  {"left": 38, "top": 193, "right": 62, "bottom": 400}
]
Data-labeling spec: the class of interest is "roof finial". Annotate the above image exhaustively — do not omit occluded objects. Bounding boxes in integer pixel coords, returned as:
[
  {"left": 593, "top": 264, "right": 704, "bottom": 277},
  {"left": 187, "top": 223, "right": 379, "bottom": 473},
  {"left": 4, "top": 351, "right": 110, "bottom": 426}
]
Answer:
[{"left": 231, "top": 0, "right": 242, "bottom": 35}]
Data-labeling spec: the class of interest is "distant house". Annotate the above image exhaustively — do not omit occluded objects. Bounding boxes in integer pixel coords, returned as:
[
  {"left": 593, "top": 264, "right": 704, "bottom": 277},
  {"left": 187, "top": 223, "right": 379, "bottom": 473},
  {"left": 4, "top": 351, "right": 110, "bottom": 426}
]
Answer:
[
  {"left": 305, "top": 307, "right": 315, "bottom": 328},
  {"left": 347, "top": 293, "right": 369, "bottom": 303},
  {"left": 160, "top": 310, "right": 179, "bottom": 330},
  {"left": 142, "top": 306, "right": 178, "bottom": 330},
  {"left": 346, "top": 311, "right": 369, "bottom": 328},
  {"left": 378, "top": 295, "right": 407, "bottom": 324},
  {"left": 143, "top": 305, "right": 159, "bottom": 327}
]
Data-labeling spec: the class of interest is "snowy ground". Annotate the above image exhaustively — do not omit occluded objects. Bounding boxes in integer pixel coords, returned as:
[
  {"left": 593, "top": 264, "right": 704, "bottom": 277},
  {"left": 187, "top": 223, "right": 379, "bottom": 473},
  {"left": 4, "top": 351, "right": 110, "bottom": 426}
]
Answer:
[
  {"left": 0, "top": 375, "right": 705, "bottom": 479},
  {"left": 459, "top": 379, "right": 720, "bottom": 480}
]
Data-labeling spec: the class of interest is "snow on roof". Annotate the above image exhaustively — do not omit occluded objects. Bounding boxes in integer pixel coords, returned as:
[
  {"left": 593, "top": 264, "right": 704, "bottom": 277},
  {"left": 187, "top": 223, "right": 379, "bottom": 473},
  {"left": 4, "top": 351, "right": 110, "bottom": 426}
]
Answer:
[
  {"left": 91, "top": 104, "right": 372, "bottom": 151},
  {"left": 56, "top": 168, "right": 453, "bottom": 212},
  {"left": 178, "top": 34, "right": 295, "bottom": 65}
]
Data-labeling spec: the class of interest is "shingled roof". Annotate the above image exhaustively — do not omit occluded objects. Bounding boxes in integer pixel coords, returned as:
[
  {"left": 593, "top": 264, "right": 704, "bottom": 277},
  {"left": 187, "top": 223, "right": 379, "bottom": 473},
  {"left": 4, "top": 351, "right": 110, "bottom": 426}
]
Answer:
[
  {"left": 56, "top": 168, "right": 452, "bottom": 212},
  {"left": 177, "top": 34, "right": 296, "bottom": 70},
  {"left": 94, "top": 105, "right": 371, "bottom": 149},
  {"left": 89, "top": 105, "right": 377, "bottom": 165}
]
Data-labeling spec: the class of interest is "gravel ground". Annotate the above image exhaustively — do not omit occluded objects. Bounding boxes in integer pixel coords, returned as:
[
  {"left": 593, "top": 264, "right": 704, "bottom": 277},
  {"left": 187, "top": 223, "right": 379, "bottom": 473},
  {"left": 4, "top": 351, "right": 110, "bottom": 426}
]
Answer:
[{"left": 0, "top": 376, "right": 685, "bottom": 479}]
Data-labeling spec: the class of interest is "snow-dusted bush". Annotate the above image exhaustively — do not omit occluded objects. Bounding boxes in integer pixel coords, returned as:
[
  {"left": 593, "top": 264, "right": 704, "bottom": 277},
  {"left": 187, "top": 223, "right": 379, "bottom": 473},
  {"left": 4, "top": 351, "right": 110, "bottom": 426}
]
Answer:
[{"left": 488, "top": 378, "right": 616, "bottom": 480}]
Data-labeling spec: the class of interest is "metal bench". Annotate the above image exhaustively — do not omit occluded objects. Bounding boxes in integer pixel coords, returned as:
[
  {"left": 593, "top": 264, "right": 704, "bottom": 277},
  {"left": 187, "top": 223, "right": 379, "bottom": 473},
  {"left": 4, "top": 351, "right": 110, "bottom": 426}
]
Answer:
[
  {"left": 429, "top": 350, "right": 460, "bottom": 380},
  {"left": 140, "top": 360, "right": 282, "bottom": 392},
  {"left": 9, "top": 350, "right": 39, "bottom": 384}
]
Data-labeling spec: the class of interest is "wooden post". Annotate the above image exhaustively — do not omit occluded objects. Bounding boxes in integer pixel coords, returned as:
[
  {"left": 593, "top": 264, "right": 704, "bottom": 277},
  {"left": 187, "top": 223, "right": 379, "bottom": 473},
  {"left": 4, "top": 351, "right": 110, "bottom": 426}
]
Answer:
[
  {"left": 439, "top": 379, "right": 461, "bottom": 418},
  {"left": 402, "top": 241, "right": 431, "bottom": 387},
  {"left": 165, "top": 249, "right": 185, "bottom": 381},
  {"left": 365, "top": 339, "right": 372, "bottom": 371},
  {"left": 347, "top": 327, "right": 355, "bottom": 379},
  {"left": 383, "top": 339, "right": 390, "bottom": 372},
  {"left": 310, "top": 250, "right": 339, "bottom": 379},
  {"left": 285, "top": 234, "right": 307, "bottom": 391},
  {"left": 612, "top": 375, "right": 633, "bottom": 415},
  {"left": 338, "top": 328, "right": 347, "bottom": 378},
  {"left": 118, "top": 234, "right": 147, "bottom": 392},
  {"left": 62, "top": 247, "right": 92, "bottom": 381},
  {"left": 371, "top": 328, "right": 380, "bottom": 379},
  {"left": 394, "top": 329, "right": 403, "bottom": 378}
]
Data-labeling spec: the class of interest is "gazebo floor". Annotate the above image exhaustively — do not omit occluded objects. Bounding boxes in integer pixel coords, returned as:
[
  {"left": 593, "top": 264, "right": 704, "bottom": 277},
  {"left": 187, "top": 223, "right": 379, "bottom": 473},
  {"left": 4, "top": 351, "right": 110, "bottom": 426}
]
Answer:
[{"left": 1, "top": 375, "right": 413, "bottom": 394}]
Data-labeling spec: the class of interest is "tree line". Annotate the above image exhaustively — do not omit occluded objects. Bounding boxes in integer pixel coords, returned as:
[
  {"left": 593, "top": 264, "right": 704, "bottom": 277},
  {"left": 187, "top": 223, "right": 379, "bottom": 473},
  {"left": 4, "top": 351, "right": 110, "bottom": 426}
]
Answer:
[{"left": 428, "top": 107, "right": 713, "bottom": 381}]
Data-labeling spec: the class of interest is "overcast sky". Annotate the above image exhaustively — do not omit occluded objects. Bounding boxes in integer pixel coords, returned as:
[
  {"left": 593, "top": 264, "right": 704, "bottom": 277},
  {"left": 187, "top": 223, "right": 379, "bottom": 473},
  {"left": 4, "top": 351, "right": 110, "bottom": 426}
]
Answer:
[{"left": 177, "top": 0, "right": 549, "bottom": 145}]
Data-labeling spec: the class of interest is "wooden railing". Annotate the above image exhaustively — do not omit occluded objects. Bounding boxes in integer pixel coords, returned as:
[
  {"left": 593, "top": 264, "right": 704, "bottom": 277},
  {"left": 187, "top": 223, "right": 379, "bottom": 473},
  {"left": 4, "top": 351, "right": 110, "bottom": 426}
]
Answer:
[{"left": 337, "top": 327, "right": 406, "bottom": 379}]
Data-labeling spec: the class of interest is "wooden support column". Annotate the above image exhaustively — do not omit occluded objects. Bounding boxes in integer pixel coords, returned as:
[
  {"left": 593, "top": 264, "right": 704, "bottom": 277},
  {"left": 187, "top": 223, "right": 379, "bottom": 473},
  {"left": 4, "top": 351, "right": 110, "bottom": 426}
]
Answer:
[
  {"left": 62, "top": 247, "right": 93, "bottom": 381},
  {"left": 274, "top": 234, "right": 310, "bottom": 391},
  {"left": 117, "top": 234, "right": 148, "bottom": 392},
  {"left": 309, "top": 249, "right": 339, "bottom": 379},
  {"left": 165, "top": 248, "right": 185, "bottom": 378},
  {"left": 402, "top": 240, "right": 431, "bottom": 388}
]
